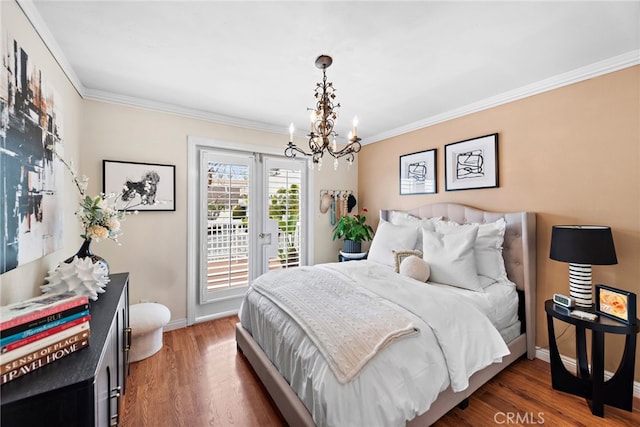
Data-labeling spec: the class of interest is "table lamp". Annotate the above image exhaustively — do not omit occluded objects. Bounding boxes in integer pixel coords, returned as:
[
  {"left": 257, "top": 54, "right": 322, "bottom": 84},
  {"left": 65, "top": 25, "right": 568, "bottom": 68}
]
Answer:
[{"left": 549, "top": 225, "right": 617, "bottom": 308}]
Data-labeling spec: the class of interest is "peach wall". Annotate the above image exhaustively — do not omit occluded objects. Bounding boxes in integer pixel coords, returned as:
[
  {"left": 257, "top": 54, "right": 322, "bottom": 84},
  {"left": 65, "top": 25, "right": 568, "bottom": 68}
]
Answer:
[{"left": 358, "top": 66, "right": 640, "bottom": 379}]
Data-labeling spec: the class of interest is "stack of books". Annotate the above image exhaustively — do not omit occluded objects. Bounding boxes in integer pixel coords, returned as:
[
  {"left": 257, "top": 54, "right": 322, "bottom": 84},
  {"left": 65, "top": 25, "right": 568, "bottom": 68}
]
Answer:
[{"left": 1, "top": 292, "right": 91, "bottom": 385}]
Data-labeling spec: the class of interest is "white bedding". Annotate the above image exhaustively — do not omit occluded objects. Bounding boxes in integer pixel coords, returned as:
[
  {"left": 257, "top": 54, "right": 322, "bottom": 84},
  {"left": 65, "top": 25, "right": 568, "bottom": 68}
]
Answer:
[
  {"left": 427, "top": 276, "right": 520, "bottom": 333},
  {"left": 250, "top": 266, "right": 418, "bottom": 383},
  {"left": 239, "top": 261, "right": 513, "bottom": 427}
]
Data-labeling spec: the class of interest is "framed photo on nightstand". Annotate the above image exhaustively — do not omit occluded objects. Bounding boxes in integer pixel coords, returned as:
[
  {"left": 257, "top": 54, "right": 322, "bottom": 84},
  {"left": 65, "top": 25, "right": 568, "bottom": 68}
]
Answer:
[{"left": 595, "top": 284, "right": 637, "bottom": 325}]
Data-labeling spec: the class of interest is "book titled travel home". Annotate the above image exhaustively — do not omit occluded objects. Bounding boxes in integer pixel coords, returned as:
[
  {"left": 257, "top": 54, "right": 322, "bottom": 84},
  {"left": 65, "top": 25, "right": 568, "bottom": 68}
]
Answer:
[
  {"left": 1, "top": 333, "right": 90, "bottom": 384},
  {"left": 0, "top": 293, "right": 88, "bottom": 331}
]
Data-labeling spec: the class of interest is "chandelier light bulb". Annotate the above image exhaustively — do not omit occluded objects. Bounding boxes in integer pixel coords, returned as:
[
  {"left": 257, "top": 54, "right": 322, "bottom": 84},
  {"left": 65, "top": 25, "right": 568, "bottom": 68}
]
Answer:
[
  {"left": 289, "top": 123, "right": 295, "bottom": 142},
  {"left": 334, "top": 159, "right": 339, "bottom": 171},
  {"left": 352, "top": 116, "right": 358, "bottom": 137}
]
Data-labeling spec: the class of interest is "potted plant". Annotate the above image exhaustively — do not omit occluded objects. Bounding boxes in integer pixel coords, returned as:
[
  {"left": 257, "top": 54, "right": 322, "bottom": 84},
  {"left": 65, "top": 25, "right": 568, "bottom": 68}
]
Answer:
[{"left": 332, "top": 208, "right": 375, "bottom": 253}]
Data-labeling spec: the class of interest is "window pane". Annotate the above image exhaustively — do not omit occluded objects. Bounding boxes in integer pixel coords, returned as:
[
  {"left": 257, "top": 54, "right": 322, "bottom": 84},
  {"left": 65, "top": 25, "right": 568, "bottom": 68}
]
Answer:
[
  {"left": 206, "top": 161, "right": 249, "bottom": 290},
  {"left": 267, "top": 167, "right": 301, "bottom": 270}
]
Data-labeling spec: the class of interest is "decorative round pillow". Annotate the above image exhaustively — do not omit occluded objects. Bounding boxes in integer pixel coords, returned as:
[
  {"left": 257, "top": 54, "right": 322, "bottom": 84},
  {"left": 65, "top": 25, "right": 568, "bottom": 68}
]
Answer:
[{"left": 399, "top": 255, "right": 431, "bottom": 282}]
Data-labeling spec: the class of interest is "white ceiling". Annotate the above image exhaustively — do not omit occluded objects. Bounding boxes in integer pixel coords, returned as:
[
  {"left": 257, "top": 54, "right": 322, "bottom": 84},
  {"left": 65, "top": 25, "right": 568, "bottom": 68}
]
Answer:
[{"left": 24, "top": 1, "right": 640, "bottom": 144}]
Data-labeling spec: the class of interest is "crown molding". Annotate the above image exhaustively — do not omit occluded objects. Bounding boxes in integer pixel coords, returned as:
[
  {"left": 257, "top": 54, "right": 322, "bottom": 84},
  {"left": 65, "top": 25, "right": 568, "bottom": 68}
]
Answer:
[
  {"left": 86, "top": 49, "right": 640, "bottom": 142},
  {"left": 83, "top": 88, "right": 287, "bottom": 134},
  {"left": 16, "top": 0, "right": 85, "bottom": 96},
  {"left": 363, "top": 49, "right": 640, "bottom": 145}
]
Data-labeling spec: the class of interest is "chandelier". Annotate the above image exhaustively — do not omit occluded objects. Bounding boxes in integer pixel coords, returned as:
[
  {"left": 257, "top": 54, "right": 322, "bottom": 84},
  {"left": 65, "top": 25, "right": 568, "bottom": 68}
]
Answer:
[{"left": 284, "top": 55, "right": 361, "bottom": 169}]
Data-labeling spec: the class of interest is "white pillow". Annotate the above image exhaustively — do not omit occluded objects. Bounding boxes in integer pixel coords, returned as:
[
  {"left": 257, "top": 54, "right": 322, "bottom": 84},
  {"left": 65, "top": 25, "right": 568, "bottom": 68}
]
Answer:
[
  {"left": 422, "top": 226, "right": 481, "bottom": 290},
  {"left": 386, "top": 211, "right": 439, "bottom": 250},
  {"left": 434, "top": 218, "right": 508, "bottom": 286},
  {"left": 399, "top": 255, "right": 430, "bottom": 282},
  {"left": 387, "top": 210, "right": 415, "bottom": 224},
  {"left": 387, "top": 211, "right": 434, "bottom": 227},
  {"left": 368, "top": 221, "right": 419, "bottom": 268}
]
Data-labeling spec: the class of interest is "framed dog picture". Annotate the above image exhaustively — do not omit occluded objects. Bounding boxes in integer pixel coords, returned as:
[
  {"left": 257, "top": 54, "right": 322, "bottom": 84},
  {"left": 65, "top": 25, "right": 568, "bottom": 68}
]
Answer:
[{"left": 103, "top": 160, "right": 176, "bottom": 211}]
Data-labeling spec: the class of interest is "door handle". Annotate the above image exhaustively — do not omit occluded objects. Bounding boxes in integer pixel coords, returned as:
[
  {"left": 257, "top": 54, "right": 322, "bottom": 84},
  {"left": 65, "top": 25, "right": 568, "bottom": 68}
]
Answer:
[{"left": 124, "top": 327, "right": 132, "bottom": 351}]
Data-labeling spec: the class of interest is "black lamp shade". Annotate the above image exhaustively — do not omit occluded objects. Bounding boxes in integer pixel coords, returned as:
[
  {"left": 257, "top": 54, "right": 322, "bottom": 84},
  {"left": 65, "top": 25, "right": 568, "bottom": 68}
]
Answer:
[{"left": 549, "top": 225, "right": 617, "bottom": 265}]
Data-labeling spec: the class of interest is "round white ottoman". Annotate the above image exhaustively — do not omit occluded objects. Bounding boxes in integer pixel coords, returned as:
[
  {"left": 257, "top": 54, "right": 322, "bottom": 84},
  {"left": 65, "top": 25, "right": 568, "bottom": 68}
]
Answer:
[{"left": 129, "top": 303, "right": 171, "bottom": 362}]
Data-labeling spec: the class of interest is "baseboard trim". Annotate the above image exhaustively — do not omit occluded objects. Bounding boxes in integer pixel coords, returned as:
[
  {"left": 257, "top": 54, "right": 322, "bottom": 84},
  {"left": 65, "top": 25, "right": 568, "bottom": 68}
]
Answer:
[
  {"left": 535, "top": 347, "right": 640, "bottom": 398},
  {"left": 194, "top": 310, "right": 239, "bottom": 325},
  {"left": 164, "top": 318, "right": 187, "bottom": 332},
  {"left": 162, "top": 310, "right": 240, "bottom": 332}
]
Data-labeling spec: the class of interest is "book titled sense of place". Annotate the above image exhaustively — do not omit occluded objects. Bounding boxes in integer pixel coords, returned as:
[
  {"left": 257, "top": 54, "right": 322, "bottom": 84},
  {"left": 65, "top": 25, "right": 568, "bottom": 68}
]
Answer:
[
  {"left": 0, "top": 292, "right": 91, "bottom": 385},
  {"left": 1, "top": 333, "right": 90, "bottom": 384}
]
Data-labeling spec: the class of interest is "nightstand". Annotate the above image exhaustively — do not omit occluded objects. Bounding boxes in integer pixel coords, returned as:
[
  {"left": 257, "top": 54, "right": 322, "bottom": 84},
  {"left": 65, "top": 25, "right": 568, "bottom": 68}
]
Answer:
[
  {"left": 338, "top": 251, "right": 367, "bottom": 262},
  {"left": 545, "top": 299, "right": 639, "bottom": 417}
]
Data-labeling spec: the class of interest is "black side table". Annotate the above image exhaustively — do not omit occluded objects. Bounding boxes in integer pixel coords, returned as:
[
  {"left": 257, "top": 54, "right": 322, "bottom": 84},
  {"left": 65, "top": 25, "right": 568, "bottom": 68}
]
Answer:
[{"left": 545, "top": 300, "right": 639, "bottom": 417}]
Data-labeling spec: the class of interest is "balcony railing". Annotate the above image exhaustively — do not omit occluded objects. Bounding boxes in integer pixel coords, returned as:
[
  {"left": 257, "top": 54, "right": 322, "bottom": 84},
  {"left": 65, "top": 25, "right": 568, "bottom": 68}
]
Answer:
[{"left": 206, "top": 221, "right": 300, "bottom": 290}]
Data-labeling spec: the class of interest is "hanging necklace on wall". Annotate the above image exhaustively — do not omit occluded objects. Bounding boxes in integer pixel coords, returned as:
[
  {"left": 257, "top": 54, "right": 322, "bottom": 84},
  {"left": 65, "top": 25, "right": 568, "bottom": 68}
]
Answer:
[{"left": 330, "top": 196, "right": 337, "bottom": 226}]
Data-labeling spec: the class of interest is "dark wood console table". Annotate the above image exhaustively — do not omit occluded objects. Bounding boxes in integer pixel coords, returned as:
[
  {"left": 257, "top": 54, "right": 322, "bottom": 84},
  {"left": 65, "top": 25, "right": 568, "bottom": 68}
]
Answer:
[
  {"left": 545, "top": 299, "right": 639, "bottom": 417},
  {"left": 1, "top": 273, "right": 130, "bottom": 427}
]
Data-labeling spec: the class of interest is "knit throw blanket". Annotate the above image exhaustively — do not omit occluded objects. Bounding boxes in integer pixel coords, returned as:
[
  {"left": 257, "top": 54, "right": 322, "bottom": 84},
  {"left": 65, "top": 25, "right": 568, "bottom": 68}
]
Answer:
[{"left": 250, "top": 266, "right": 418, "bottom": 384}]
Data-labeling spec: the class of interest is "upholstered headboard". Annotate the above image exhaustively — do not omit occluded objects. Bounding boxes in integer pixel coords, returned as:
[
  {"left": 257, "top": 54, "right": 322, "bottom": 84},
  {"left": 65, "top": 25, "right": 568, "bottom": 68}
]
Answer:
[{"left": 380, "top": 203, "right": 536, "bottom": 359}]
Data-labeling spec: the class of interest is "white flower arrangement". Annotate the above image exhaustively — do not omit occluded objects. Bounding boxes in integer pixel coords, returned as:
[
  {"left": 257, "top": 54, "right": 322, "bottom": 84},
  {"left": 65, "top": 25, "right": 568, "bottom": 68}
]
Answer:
[{"left": 48, "top": 145, "right": 139, "bottom": 243}]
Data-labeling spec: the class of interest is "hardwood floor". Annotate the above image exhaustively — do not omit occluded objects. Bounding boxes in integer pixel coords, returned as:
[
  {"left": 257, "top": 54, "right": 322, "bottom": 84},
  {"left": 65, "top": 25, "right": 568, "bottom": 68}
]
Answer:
[{"left": 122, "top": 316, "right": 640, "bottom": 426}]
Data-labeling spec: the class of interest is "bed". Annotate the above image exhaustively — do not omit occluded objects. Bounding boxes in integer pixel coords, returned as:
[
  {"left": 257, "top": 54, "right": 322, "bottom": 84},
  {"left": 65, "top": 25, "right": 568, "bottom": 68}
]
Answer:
[{"left": 236, "top": 202, "right": 536, "bottom": 426}]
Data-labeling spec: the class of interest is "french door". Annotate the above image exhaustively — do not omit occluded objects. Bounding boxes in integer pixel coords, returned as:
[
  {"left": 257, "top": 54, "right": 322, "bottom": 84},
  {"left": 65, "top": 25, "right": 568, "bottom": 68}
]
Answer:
[{"left": 198, "top": 149, "right": 307, "bottom": 305}]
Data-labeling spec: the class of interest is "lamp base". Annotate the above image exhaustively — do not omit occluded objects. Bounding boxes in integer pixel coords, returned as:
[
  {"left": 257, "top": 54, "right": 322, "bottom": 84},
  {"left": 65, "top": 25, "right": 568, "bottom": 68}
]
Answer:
[{"left": 569, "top": 263, "right": 593, "bottom": 308}]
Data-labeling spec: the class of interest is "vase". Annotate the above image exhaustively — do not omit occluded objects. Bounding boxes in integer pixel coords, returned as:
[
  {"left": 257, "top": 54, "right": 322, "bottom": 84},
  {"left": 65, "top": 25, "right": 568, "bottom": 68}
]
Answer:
[
  {"left": 343, "top": 239, "right": 362, "bottom": 254},
  {"left": 65, "top": 239, "right": 109, "bottom": 274}
]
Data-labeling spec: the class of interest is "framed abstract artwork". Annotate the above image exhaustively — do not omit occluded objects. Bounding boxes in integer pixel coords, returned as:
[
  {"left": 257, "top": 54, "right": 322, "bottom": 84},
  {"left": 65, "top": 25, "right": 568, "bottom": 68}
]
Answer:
[
  {"left": 103, "top": 160, "right": 176, "bottom": 211},
  {"left": 1, "top": 37, "right": 65, "bottom": 274},
  {"left": 399, "top": 149, "right": 437, "bottom": 195},
  {"left": 444, "top": 133, "right": 498, "bottom": 191}
]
